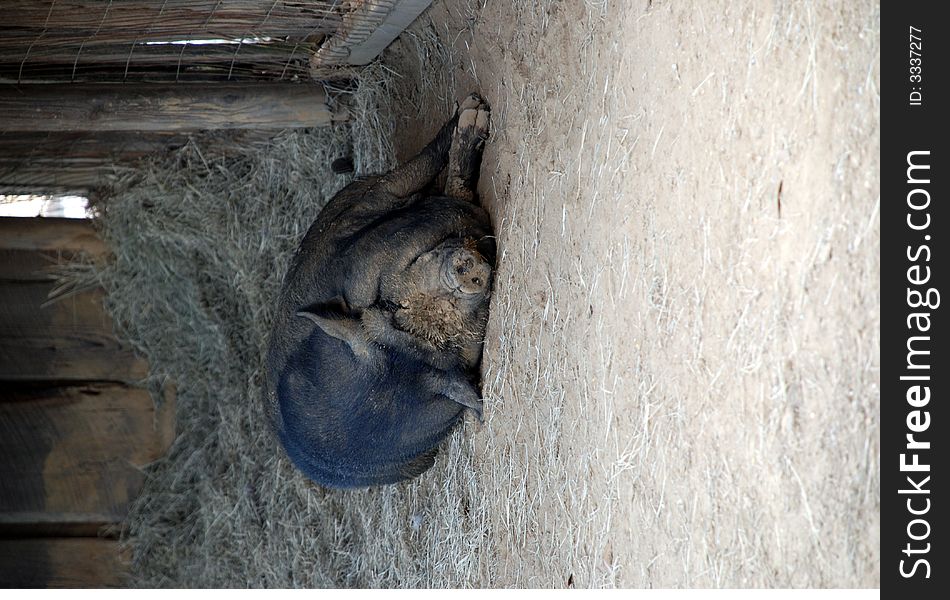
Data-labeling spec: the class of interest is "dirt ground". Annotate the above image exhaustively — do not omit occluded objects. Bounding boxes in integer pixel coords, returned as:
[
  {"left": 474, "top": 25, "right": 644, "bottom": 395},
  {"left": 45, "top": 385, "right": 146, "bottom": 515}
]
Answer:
[{"left": 382, "top": 0, "right": 879, "bottom": 587}]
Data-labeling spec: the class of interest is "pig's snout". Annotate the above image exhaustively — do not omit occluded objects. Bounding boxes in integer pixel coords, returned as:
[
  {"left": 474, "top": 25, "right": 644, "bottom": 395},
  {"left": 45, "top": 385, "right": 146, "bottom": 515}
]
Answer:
[{"left": 446, "top": 249, "right": 491, "bottom": 295}]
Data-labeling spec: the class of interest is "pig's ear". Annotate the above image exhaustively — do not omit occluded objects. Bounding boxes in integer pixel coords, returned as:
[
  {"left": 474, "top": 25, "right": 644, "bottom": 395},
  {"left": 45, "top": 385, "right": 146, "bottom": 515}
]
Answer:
[
  {"left": 296, "top": 311, "right": 374, "bottom": 362},
  {"left": 438, "top": 378, "right": 484, "bottom": 423}
]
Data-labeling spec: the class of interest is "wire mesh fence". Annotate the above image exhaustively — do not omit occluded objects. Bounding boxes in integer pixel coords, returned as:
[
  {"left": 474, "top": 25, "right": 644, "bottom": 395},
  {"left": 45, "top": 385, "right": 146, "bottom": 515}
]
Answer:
[{"left": 1, "top": 0, "right": 404, "bottom": 83}]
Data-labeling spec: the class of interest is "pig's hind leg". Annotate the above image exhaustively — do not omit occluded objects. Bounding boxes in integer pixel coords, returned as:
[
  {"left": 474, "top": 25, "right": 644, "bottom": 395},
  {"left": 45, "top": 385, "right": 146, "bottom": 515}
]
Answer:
[
  {"left": 377, "top": 107, "right": 458, "bottom": 198},
  {"left": 444, "top": 94, "right": 491, "bottom": 203}
]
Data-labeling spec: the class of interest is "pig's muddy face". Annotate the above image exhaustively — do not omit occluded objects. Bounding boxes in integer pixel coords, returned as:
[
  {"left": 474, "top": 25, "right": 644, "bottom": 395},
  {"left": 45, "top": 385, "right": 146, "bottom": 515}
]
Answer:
[
  {"left": 389, "top": 238, "right": 493, "bottom": 353},
  {"left": 441, "top": 241, "right": 492, "bottom": 299},
  {"left": 405, "top": 237, "right": 492, "bottom": 300}
]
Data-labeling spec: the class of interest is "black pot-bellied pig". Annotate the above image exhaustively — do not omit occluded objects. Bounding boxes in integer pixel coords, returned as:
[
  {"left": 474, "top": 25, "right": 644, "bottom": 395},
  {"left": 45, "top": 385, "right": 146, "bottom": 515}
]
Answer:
[{"left": 265, "top": 94, "right": 494, "bottom": 488}]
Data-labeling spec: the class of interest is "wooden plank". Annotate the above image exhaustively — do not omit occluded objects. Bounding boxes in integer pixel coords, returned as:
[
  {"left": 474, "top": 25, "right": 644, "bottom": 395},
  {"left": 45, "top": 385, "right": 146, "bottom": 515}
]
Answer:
[
  {"left": 0, "top": 158, "right": 120, "bottom": 192},
  {"left": 0, "top": 383, "right": 175, "bottom": 531},
  {"left": 0, "top": 217, "right": 106, "bottom": 253},
  {"left": 0, "top": 217, "right": 106, "bottom": 281},
  {"left": 345, "top": 0, "right": 433, "bottom": 66},
  {"left": 0, "top": 183, "right": 89, "bottom": 196},
  {"left": 0, "top": 132, "right": 188, "bottom": 161},
  {"left": 0, "top": 249, "right": 69, "bottom": 282},
  {"left": 0, "top": 282, "right": 148, "bottom": 381},
  {"left": 1, "top": 41, "right": 318, "bottom": 67},
  {"left": 0, "top": 83, "right": 339, "bottom": 132},
  {"left": 0, "top": 42, "right": 321, "bottom": 84},
  {"left": 0, "top": 135, "right": 189, "bottom": 191},
  {"left": 0, "top": 521, "right": 122, "bottom": 539},
  {"left": 0, "top": 384, "right": 175, "bottom": 473},
  {"left": 0, "top": 538, "right": 130, "bottom": 588}
]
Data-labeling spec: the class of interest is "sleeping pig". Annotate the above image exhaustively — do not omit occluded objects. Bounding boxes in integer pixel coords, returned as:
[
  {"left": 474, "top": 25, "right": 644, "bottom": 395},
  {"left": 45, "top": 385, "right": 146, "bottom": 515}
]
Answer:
[{"left": 265, "top": 94, "right": 493, "bottom": 488}]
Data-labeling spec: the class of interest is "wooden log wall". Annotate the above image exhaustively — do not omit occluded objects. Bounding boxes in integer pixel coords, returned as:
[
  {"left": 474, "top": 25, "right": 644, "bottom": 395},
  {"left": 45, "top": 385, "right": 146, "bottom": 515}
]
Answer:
[
  {"left": 0, "top": 217, "right": 176, "bottom": 588},
  {"left": 0, "top": 83, "right": 336, "bottom": 133},
  {"left": 0, "top": 131, "right": 278, "bottom": 195},
  {"left": 0, "top": 82, "right": 337, "bottom": 194},
  {"left": 0, "top": 1, "right": 440, "bottom": 195}
]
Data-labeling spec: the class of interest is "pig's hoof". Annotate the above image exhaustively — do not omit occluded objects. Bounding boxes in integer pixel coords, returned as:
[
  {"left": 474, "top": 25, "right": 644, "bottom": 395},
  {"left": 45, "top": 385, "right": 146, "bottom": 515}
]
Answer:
[
  {"left": 445, "top": 94, "right": 490, "bottom": 203},
  {"left": 456, "top": 93, "right": 490, "bottom": 142},
  {"left": 458, "top": 93, "right": 485, "bottom": 113},
  {"left": 457, "top": 106, "right": 490, "bottom": 143}
]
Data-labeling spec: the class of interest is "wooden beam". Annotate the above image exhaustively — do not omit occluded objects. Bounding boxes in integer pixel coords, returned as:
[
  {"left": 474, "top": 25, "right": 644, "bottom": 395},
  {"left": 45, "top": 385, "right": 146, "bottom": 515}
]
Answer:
[
  {"left": 0, "top": 83, "right": 340, "bottom": 132},
  {"left": 0, "top": 217, "right": 108, "bottom": 282},
  {"left": 0, "top": 41, "right": 321, "bottom": 82},
  {"left": 0, "top": 217, "right": 106, "bottom": 254},
  {"left": 0, "top": 40, "right": 318, "bottom": 66},
  {"left": 0, "top": 538, "right": 130, "bottom": 588},
  {"left": 324, "top": 0, "right": 432, "bottom": 68},
  {"left": 0, "top": 383, "right": 174, "bottom": 530},
  {"left": 0, "top": 158, "right": 121, "bottom": 192},
  {"left": 0, "top": 131, "right": 283, "bottom": 163},
  {"left": 0, "top": 132, "right": 189, "bottom": 161},
  {"left": 0, "top": 282, "right": 148, "bottom": 382},
  {"left": 0, "top": 521, "right": 124, "bottom": 538},
  {"left": 0, "top": 383, "right": 175, "bottom": 470}
]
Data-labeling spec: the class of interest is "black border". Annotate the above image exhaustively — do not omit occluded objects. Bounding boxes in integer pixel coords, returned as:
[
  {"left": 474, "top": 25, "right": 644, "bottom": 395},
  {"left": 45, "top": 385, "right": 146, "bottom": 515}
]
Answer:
[{"left": 882, "top": 2, "right": 947, "bottom": 594}]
